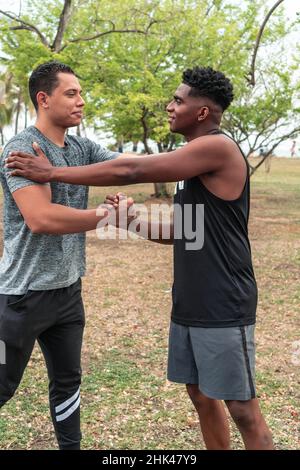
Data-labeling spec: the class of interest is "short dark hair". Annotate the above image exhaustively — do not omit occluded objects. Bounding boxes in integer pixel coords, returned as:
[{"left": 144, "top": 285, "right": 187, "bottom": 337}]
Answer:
[
  {"left": 29, "top": 61, "right": 75, "bottom": 110},
  {"left": 182, "top": 66, "right": 234, "bottom": 111}
]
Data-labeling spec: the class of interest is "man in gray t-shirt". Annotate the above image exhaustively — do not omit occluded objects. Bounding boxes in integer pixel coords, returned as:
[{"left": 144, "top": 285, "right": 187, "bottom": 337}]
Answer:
[
  {"left": 0, "top": 61, "right": 120, "bottom": 450},
  {"left": 0, "top": 127, "right": 118, "bottom": 294}
]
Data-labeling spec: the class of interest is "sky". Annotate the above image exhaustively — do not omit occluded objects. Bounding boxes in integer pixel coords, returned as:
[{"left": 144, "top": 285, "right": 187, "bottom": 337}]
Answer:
[
  {"left": 0, "top": 0, "right": 299, "bottom": 155},
  {"left": 0, "top": 0, "right": 299, "bottom": 15}
]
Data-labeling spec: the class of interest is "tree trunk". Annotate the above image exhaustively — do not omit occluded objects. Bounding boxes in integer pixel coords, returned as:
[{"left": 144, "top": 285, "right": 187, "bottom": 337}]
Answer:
[
  {"left": 52, "top": 0, "right": 73, "bottom": 52},
  {"left": 14, "top": 93, "right": 21, "bottom": 135},
  {"left": 153, "top": 142, "right": 169, "bottom": 196},
  {"left": 81, "top": 119, "right": 87, "bottom": 137},
  {"left": 142, "top": 114, "right": 170, "bottom": 197},
  {"left": 142, "top": 138, "right": 152, "bottom": 155},
  {"left": 117, "top": 137, "right": 124, "bottom": 153},
  {"left": 0, "top": 127, "right": 4, "bottom": 146},
  {"left": 168, "top": 135, "right": 176, "bottom": 151},
  {"left": 24, "top": 104, "right": 28, "bottom": 129},
  {"left": 153, "top": 182, "right": 169, "bottom": 197},
  {"left": 250, "top": 153, "right": 272, "bottom": 176},
  {"left": 248, "top": 0, "right": 285, "bottom": 86}
]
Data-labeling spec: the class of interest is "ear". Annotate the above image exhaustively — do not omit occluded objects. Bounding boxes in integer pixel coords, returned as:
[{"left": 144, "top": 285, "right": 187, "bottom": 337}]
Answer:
[
  {"left": 36, "top": 91, "right": 49, "bottom": 110},
  {"left": 197, "top": 106, "right": 209, "bottom": 122}
]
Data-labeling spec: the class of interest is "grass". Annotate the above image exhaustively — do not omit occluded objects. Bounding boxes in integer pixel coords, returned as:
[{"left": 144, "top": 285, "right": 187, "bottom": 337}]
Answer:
[{"left": 0, "top": 156, "right": 299, "bottom": 449}]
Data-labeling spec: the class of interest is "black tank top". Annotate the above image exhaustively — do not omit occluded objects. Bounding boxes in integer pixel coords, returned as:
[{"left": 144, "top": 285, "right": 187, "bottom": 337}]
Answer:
[{"left": 172, "top": 131, "right": 257, "bottom": 328}]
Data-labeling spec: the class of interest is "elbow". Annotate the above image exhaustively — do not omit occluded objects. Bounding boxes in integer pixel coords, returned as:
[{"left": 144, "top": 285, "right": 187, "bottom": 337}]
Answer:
[
  {"left": 115, "top": 163, "right": 139, "bottom": 185},
  {"left": 25, "top": 215, "right": 50, "bottom": 234},
  {"left": 27, "top": 220, "right": 46, "bottom": 234},
  {"left": 27, "top": 224, "right": 42, "bottom": 234}
]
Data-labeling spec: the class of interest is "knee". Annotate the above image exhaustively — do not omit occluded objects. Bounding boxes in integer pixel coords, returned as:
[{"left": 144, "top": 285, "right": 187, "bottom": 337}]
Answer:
[
  {"left": 225, "top": 400, "right": 258, "bottom": 431},
  {"left": 186, "top": 384, "right": 211, "bottom": 409},
  {"left": 50, "top": 368, "right": 82, "bottom": 389}
]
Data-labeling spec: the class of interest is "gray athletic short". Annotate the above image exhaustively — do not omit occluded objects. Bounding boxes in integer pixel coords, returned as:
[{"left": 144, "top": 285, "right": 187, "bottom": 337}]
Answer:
[{"left": 167, "top": 321, "right": 256, "bottom": 401}]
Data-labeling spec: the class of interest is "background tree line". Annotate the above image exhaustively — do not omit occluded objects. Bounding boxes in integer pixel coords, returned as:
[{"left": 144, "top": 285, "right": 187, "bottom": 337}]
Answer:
[{"left": 0, "top": 0, "right": 299, "bottom": 194}]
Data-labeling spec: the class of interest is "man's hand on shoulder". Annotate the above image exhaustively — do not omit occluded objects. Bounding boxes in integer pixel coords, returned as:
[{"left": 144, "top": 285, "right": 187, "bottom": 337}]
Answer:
[{"left": 5, "top": 142, "right": 54, "bottom": 183}]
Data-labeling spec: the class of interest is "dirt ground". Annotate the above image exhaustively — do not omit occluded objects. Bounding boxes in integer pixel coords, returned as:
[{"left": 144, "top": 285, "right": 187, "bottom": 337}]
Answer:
[{"left": 0, "top": 159, "right": 299, "bottom": 449}]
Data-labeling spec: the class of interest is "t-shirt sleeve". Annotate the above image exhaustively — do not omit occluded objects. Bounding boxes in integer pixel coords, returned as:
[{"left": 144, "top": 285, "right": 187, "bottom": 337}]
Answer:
[
  {"left": 0, "top": 140, "right": 49, "bottom": 194},
  {"left": 86, "top": 139, "right": 120, "bottom": 164}
]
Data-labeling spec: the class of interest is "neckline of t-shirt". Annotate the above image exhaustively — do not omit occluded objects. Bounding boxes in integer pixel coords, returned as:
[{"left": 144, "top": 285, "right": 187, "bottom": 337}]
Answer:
[{"left": 30, "top": 126, "right": 70, "bottom": 150}]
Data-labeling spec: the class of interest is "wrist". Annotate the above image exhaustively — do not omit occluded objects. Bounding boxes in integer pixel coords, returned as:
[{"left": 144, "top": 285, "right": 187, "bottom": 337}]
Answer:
[
  {"left": 127, "top": 214, "right": 139, "bottom": 229},
  {"left": 49, "top": 166, "right": 59, "bottom": 182}
]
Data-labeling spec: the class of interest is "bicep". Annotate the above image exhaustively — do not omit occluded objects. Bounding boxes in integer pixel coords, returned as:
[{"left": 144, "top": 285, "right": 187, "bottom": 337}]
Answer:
[
  {"left": 135, "top": 137, "right": 227, "bottom": 183},
  {"left": 12, "top": 184, "right": 52, "bottom": 225}
]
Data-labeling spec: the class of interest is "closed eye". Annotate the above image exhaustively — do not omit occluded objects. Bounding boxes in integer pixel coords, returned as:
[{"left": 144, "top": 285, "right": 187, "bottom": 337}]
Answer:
[
  {"left": 65, "top": 89, "right": 83, "bottom": 97},
  {"left": 173, "top": 95, "right": 182, "bottom": 104}
]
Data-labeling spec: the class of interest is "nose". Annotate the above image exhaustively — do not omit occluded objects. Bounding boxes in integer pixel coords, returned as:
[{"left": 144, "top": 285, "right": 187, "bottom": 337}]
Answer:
[
  {"left": 166, "top": 100, "right": 174, "bottom": 112},
  {"left": 77, "top": 95, "right": 85, "bottom": 107}
]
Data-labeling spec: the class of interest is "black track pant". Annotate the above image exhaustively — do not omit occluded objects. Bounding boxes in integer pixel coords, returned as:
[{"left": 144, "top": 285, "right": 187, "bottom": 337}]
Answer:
[{"left": 0, "top": 279, "right": 85, "bottom": 450}]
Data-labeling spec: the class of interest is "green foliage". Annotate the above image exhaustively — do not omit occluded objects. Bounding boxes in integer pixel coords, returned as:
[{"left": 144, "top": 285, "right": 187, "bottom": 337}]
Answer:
[{"left": 0, "top": 0, "right": 299, "bottom": 156}]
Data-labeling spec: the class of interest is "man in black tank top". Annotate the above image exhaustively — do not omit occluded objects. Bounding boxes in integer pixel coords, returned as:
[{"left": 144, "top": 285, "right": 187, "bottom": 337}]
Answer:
[{"left": 6, "top": 67, "right": 274, "bottom": 450}]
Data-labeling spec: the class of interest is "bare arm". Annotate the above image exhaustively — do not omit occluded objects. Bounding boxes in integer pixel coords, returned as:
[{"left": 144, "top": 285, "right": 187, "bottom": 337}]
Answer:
[
  {"left": 131, "top": 220, "right": 174, "bottom": 245},
  {"left": 13, "top": 185, "right": 111, "bottom": 235},
  {"left": 105, "top": 193, "right": 174, "bottom": 244},
  {"left": 6, "top": 135, "right": 231, "bottom": 186}
]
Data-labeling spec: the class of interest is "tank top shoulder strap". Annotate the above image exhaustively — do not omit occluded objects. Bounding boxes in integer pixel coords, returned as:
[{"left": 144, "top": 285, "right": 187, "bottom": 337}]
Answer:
[
  {"left": 206, "top": 128, "right": 251, "bottom": 222},
  {"left": 208, "top": 128, "right": 250, "bottom": 175}
]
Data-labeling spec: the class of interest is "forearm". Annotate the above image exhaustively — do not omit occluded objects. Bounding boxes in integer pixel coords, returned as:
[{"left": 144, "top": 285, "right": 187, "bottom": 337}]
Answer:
[
  {"left": 50, "top": 153, "right": 179, "bottom": 186},
  {"left": 51, "top": 159, "right": 138, "bottom": 186},
  {"left": 31, "top": 204, "right": 105, "bottom": 234},
  {"left": 8, "top": 135, "right": 228, "bottom": 185},
  {"left": 128, "top": 219, "right": 174, "bottom": 244}
]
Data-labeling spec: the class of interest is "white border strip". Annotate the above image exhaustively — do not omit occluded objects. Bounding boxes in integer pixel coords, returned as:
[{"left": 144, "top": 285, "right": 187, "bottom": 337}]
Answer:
[
  {"left": 56, "top": 396, "right": 81, "bottom": 422},
  {"left": 55, "top": 387, "right": 80, "bottom": 413}
]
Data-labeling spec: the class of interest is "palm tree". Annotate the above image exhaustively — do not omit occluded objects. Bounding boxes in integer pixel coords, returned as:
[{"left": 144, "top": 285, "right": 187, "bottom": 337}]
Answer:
[
  {"left": 0, "top": 75, "right": 13, "bottom": 146},
  {"left": 0, "top": 71, "right": 35, "bottom": 145}
]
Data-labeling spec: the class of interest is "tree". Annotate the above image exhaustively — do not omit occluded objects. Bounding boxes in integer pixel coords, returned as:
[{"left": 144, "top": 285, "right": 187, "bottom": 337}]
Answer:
[
  {"left": 223, "top": 0, "right": 300, "bottom": 173},
  {"left": 0, "top": 0, "right": 299, "bottom": 185},
  {"left": 0, "top": 0, "right": 182, "bottom": 195},
  {"left": 80, "top": 0, "right": 300, "bottom": 175}
]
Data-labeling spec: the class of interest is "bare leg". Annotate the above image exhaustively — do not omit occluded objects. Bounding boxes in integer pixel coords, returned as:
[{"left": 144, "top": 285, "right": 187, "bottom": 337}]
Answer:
[
  {"left": 186, "top": 384, "right": 230, "bottom": 450},
  {"left": 225, "top": 398, "right": 274, "bottom": 450}
]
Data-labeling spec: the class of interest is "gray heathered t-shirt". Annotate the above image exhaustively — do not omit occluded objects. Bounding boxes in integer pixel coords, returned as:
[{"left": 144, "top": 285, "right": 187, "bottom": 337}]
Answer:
[{"left": 0, "top": 126, "right": 119, "bottom": 294}]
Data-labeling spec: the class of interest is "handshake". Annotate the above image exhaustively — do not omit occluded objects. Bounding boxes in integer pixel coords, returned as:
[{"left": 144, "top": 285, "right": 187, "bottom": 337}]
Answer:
[{"left": 98, "top": 192, "right": 138, "bottom": 230}]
